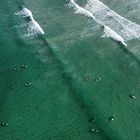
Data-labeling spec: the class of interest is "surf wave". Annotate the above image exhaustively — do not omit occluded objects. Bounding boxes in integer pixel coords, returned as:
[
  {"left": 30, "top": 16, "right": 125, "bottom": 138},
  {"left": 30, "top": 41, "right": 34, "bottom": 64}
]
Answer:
[
  {"left": 15, "top": 7, "right": 33, "bottom": 17},
  {"left": 69, "top": 0, "right": 95, "bottom": 19},
  {"left": 68, "top": 0, "right": 140, "bottom": 46},
  {"left": 85, "top": 0, "right": 140, "bottom": 41},
  {"left": 26, "top": 16, "right": 45, "bottom": 36},
  {"left": 15, "top": 6, "right": 44, "bottom": 36},
  {"left": 102, "top": 25, "right": 127, "bottom": 46}
]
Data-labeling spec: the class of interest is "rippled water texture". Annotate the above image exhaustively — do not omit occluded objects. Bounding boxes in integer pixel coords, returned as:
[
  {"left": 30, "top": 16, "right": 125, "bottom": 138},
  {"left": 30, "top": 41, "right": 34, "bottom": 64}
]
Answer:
[{"left": 0, "top": 0, "right": 140, "bottom": 140}]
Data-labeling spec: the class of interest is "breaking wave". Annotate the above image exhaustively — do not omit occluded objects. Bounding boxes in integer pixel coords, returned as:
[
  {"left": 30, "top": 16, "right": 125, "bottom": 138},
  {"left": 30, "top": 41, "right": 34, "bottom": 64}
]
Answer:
[
  {"left": 69, "top": 0, "right": 95, "bottom": 19},
  {"left": 68, "top": 0, "right": 140, "bottom": 46},
  {"left": 102, "top": 25, "right": 127, "bottom": 46},
  {"left": 15, "top": 7, "right": 44, "bottom": 37},
  {"left": 85, "top": 0, "right": 140, "bottom": 41}
]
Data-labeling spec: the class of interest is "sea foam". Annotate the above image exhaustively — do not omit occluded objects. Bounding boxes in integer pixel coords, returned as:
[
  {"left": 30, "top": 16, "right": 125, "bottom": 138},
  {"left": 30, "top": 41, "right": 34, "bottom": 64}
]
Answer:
[
  {"left": 15, "top": 7, "right": 44, "bottom": 36},
  {"left": 27, "top": 17, "right": 45, "bottom": 35},
  {"left": 69, "top": 0, "right": 95, "bottom": 19},
  {"left": 68, "top": 0, "right": 140, "bottom": 45},
  {"left": 20, "top": 7, "right": 33, "bottom": 17},
  {"left": 102, "top": 25, "right": 127, "bottom": 46},
  {"left": 85, "top": 0, "right": 140, "bottom": 41}
]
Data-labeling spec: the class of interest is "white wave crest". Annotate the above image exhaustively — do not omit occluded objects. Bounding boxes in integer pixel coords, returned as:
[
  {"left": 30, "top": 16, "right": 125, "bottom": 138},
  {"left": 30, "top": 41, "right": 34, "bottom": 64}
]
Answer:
[
  {"left": 27, "top": 17, "right": 45, "bottom": 36},
  {"left": 85, "top": 0, "right": 140, "bottom": 41},
  {"left": 102, "top": 25, "right": 127, "bottom": 46},
  {"left": 69, "top": 0, "right": 95, "bottom": 19},
  {"left": 14, "top": 7, "right": 33, "bottom": 17},
  {"left": 15, "top": 7, "right": 44, "bottom": 36}
]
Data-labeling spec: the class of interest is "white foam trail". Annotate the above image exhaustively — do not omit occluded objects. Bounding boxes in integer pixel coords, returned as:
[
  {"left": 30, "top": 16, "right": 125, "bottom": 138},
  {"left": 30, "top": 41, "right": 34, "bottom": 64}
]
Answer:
[
  {"left": 15, "top": 7, "right": 44, "bottom": 36},
  {"left": 85, "top": 0, "right": 140, "bottom": 41},
  {"left": 102, "top": 25, "right": 127, "bottom": 46},
  {"left": 69, "top": 0, "right": 95, "bottom": 19}
]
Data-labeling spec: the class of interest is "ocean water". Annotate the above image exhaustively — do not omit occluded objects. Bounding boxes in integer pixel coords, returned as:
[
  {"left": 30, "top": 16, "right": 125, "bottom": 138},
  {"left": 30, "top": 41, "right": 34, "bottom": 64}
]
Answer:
[{"left": 0, "top": 0, "right": 140, "bottom": 140}]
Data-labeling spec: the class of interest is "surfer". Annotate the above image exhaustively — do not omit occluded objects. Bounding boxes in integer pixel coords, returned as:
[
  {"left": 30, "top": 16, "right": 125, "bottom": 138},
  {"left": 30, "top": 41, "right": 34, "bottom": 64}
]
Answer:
[
  {"left": 91, "top": 128, "right": 99, "bottom": 133},
  {"left": 95, "top": 77, "right": 102, "bottom": 82},
  {"left": 21, "top": 64, "right": 28, "bottom": 69},
  {"left": 129, "top": 94, "right": 136, "bottom": 99},
  {"left": 24, "top": 82, "right": 32, "bottom": 86},
  {"left": 109, "top": 116, "right": 115, "bottom": 122},
  {"left": 0, "top": 122, "right": 8, "bottom": 127}
]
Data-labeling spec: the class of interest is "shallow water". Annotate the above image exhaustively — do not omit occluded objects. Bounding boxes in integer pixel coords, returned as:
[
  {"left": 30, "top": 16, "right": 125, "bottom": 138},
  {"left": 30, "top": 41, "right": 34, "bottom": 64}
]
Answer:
[{"left": 0, "top": 0, "right": 140, "bottom": 140}]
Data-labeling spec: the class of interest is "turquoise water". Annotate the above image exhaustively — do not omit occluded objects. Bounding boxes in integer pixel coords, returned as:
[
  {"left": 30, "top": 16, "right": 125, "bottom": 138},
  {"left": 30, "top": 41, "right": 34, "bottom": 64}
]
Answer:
[{"left": 0, "top": 0, "right": 140, "bottom": 140}]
